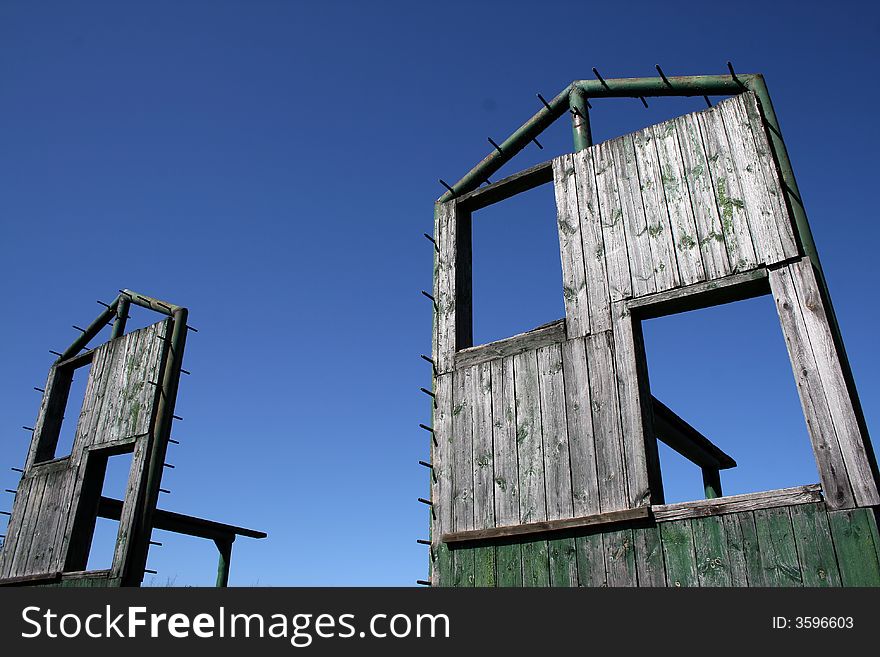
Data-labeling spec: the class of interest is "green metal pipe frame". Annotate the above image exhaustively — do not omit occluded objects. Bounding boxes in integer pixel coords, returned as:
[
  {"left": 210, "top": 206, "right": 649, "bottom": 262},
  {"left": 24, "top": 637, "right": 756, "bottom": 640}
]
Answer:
[{"left": 214, "top": 538, "right": 233, "bottom": 588}]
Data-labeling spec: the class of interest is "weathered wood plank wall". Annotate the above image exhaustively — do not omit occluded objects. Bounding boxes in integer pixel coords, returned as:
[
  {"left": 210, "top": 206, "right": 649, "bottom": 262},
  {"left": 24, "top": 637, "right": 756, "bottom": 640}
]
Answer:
[
  {"left": 0, "top": 322, "right": 169, "bottom": 581},
  {"left": 441, "top": 501, "right": 880, "bottom": 587},
  {"left": 430, "top": 90, "right": 879, "bottom": 586}
]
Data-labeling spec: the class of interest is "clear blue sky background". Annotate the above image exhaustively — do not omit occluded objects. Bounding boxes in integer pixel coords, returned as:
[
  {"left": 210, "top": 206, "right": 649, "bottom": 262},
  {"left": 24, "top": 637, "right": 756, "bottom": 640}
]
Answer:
[{"left": 1, "top": 1, "right": 878, "bottom": 585}]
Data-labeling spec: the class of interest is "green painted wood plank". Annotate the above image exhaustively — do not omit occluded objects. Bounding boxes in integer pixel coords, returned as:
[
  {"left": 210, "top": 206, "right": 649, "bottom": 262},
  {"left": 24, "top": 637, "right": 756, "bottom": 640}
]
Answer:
[
  {"left": 575, "top": 533, "right": 606, "bottom": 587},
  {"left": 521, "top": 539, "right": 550, "bottom": 587},
  {"left": 473, "top": 546, "right": 496, "bottom": 587},
  {"left": 722, "top": 512, "right": 752, "bottom": 586},
  {"left": 633, "top": 525, "right": 665, "bottom": 586},
  {"left": 604, "top": 529, "right": 637, "bottom": 586},
  {"left": 660, "top": 520, "right": 699, "bottom": 587},
  {"left": 495, "top": 544, "right": 523, "bottom": 587},
  {"left": 827, "top": 509, "right": 880, "bottom": 587},
  {"left": 754, "top": 507, "right": 803, "bottom": 587},
  {"left": 790, "top": 503, "right": 841, "bottom": 587},
  {"left": 548, "top": 538, "right": 578, "bottom": 587},
  {"left": 452, "top": 548, "right": 475, "bottom": 587},
  {"left": 692, "top": 515, "right": 731, "bottom": 587},
  {"left": 437, "top": 544, "right": 454, "bottom": 587}
]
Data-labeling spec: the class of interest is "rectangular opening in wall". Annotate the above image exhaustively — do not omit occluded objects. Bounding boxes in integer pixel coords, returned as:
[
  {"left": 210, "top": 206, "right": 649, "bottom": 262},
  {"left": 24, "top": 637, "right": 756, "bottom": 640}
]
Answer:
[
  {"left": 469, "top": 179, "right": 564, "bottom": 346},
  {"left": 640, "top": 293, "right": 819, "bottom": 504},
  {"left": 34, "top": 354, "right": 94, "bottom": 463},
  {"left": 65, "top": 446, "right": 134, "bottom": 572}
]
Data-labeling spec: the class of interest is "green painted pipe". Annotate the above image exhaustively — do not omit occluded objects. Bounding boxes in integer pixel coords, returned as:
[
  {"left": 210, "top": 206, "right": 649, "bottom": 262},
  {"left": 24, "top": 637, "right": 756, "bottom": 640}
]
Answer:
[
  {"left": 59, "top": 297, "right": 120, "bottom": 361},
  {"left": 569, "top": 87, "right": 592, "bottom": 151},
  {"left": 110, "top": 297, "right": 130, "bottom": 340},
  {"left": 215, "top": 538, "right": 233, "bottom": 588}
]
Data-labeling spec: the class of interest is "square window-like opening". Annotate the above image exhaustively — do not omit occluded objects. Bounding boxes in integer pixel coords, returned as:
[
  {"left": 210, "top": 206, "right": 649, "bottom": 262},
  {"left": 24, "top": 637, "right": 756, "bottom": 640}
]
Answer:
[
  {"left": 640, "top": 294, "right": 819, "bottom": 504},
  {"left": 65, "top": 447, "right": 134, "bottom": 572},
  {"left": 469, "top": 181, "right": 564, "bottom": 347},
  {"left": 33, "top": 354, "right": 94, "bottom": 463}
]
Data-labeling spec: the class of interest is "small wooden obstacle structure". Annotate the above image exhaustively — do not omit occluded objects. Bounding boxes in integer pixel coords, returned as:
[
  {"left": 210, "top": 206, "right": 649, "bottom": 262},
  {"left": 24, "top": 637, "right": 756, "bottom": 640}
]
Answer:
[
  {"left": 0, "top": 290, "right": 265, "bottom": 587},
  {"left": 426, "top": 68, "right": 880, "bottom": 586}
]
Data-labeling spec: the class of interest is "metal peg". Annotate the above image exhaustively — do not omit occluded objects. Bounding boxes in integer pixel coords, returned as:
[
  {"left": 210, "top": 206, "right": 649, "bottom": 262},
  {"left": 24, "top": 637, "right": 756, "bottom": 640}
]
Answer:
[
  {"left": 704, "top": 95, "right": 712, "bottom": 108},
  {"left": 420, "top": 291, "right": 435, "bottom": 303},
  {"left": 168, "top": 438, "right": 180, "bottom": 445},
  {"left": 532, "top": 137, "right": 543, "bottom": 150},
  {"left": 417, "top": 497, "right": 433, "bottom": 506},
  {"left": 149, "top": 541, "right": 163, "bottom": 547},
  {"left": 655, "top": 64, "right": 672, "bottom": 87},
  {"left": 163, "top": 463, "right": 175, "bottom": 469},
  {"left": 34, "top": 387, "right": 45, "bottom": 393},
  {"left": 439, "top": 179, "right": 455, "bottom": 195},
  {"left": 416, "top": 580, "right": 431, "bottom": 586},
  {"left": 487, "top": 137, "right": 503, "bottom": 154},
  {"left": 416, "top": 539, "right": 431, "bottom": 546},
  {"left": 592, "top": 67, "right": 610, "bottom": 89},
  {"left": 22, "top": 426, "right": 34, "bottom": 432},
  {"left": 11, "top": 468, "right": 24, "bottom": 474},
  {"left": 536, "top": 93, "right": 552, "bottom": 111},
  {"left": 418, "top": 460, "right": 433, "bottom": 469}
]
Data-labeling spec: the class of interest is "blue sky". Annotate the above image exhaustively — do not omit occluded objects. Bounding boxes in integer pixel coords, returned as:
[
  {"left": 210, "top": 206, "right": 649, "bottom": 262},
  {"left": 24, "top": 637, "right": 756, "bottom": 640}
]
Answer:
[{"left": 1, "top": 1, "right": 878, "bottom": 585}]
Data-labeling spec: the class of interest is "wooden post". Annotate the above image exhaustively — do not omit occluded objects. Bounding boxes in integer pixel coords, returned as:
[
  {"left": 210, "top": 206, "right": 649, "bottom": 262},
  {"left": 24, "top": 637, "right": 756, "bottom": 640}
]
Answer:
[{"left": 214, "top": 537, "right": 233, "bottom": 588}]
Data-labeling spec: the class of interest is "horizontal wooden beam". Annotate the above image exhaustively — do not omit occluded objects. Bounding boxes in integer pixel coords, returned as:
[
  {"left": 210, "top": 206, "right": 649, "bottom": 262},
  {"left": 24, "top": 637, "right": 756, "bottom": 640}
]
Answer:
[
  {"left": 651, "top": 483, "right": 822, "bottom": 522},
  {"left": 0, "top": 571, "right": 62, "bottom": 586},
  {"left": 652, "top": 397, "right": 736, "bottom": 470},
  {"left": 98, "top": 497, "right": 267, "bottom": 542},
  {"left": 455, "top": 319, "right": 565, "bottom": 370},
  {"left": 627, "top": 268, "right": 770, "bottom": 320},
  {"left": 455, "top": 159, "right": 553, "bottom": 212},
  {"left": 441, "top": 506, "right": 650, "bottom": 545}
]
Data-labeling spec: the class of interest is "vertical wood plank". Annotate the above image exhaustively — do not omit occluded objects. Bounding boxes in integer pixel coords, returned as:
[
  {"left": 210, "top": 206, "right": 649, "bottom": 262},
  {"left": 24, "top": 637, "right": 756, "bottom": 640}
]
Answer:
[
  {"left": 473, "top": 546, "right": 496, "bottom": 587},
  {"left": 788, "top": 258, "right": 879, "bottom": 507},
  {"left": 0, "top": 476, "right": 32, "bottom": 578},
  {"left": 633, "top": 525, "right": 666, "bottom": 587},
  {"left": 769, "top": 263, "right": 855, "bottom": 509},
  {"left": 433, "top": 200, "right": 457, "bottom": 374},
  {"left": 790, "top": 503, "right": 841, "bottom": 587},
  {"left": 575, "top": 532, "right": 607, "bottom": 587},
  {"left": 453, "top": 548, "right": 475, "bottom": 587},
  {"left": 452, "top": 368, "right": 474, "bottom": 533},
  {"left": 612, "top": 134, "right": 656, "bottom": 297},
  {"left": 585, "top": 332, "right": 628, "bottom": 512},
  {"left": 561, "top": 337, "right": 600, "bottom": 516},
  {"left": 741, "top": 92, "right": 799, "bottom": 258},
  {"left": 537, "top": 344, "right": 573, "bottom": 521},
  {"left": 827, "top": 509, "right": 880, "bottom": 586},
  {"left": 471, "top": 362, "right": 495, "bottom": 530},
  {"left": 604, "top": 529, "right": 637, "bottom": 586},
  {"left": 513, "top": 350, "right": 546, "bottom": 525},
  {"left": 592, "top": 141, "right": 632, "bottom": 301},
  {"left": 717, "top": 94, "right": 784, "bottom": 265},
  {"left": 722, "top": 512, "right": 753, "bottom": 587},
  {"left": 675, "top": 112, "right": 731, "bottom": 280},
  {"left": 432, "top": 373, "right": 453, "bottom": 586},
  {"left": 573, "top": 148, "right": 612, "bottom": 332},
  {"left": 495, "top": 543, "right": 523, "bottom": 587},
  {"left": 548, "top": 537, "right": 578, "bottom": 587},
  {"left": 754, "top": 507, "right": 803, "bottom": 587},
  {"left": 692, "top": 515, "right": 732, "bottom": 587},
  {"left": 660, "top": 520, "right": 699, "bottom": 587},
  {"left": 491, "top": 357, "right": 519, "bottom": 526},
  {"left": 553, "top": 154, "right": 590, "bottom": 337},
  {"left": 697, "top": 105, "right": 758, "bottom": 272},
  {"left": 633, "top": 126, "right": 680, "bottom": 292},
  {"left": 9, "top": 476, "right": 48, "bottom": 577},
  {"left": 652, "top": 120, "right": 706, "bottom": 286},
  {"left": 521, "top": 539, "right": 550, "bottom": 587},
  {"left": 26, "top": 470, "right": 63, "bottom": 574},
  {"left": 612, "top": 302, "right": 659, "bottom": 508}
]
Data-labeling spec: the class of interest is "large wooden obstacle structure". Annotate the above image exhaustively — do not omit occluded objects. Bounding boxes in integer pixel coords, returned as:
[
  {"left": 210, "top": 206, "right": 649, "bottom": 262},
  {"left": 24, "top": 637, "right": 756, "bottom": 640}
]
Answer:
[
  {"left": 428, "top": 70, "right": 880, "bottom": 586},
  {"left": 0, "top": 290, "right": 265, "bottom": 587}
]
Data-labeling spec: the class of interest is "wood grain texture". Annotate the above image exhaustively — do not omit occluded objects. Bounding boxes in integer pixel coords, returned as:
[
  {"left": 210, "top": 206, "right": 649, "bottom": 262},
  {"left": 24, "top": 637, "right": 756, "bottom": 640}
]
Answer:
[
  {"left": 561, "top": 338, "right": 600, "bottom": 516},
  {"left": 553, "top": 154, "right": 590, "bottom": 338},
  {"left": 697, "top": 103, "right": 758, "bottom": 273},
  {"left": 652, "top": 484, "right": 822, "bottom": 522},
  {"left": 692, "top": 515, "right": 732, "bottom": 587},
  {"left": 769, "top": 263, "right": 855, "bottom": 509},
  {"left": 572, "top": 149, "right": 612, "bottom": 333},
  {"left": 452, "top": 367, "right": 474, "bottom": 532},
  {"left": 585, "top": 332, "right": 628, "bottom": 512},
  {"left": 592, "top": 141, "right": 632, "bottom": 301},
  {"left": 787, "top": 258, "right": 879, "bottom": 507},
  {"left": 633, "top": 126, "right": 679, "bottom": 292},
  {"left": 575, "top": 533, "right": 607, "bottom": 587},
  {"left": 431, "top": 373, "right": 454, "bottom": 585},
  {"left": 633, "top": 525, "right": 665, "bottom": 587},
  {"left": 537, "top": 344, "right": 573, "bottom": 521},
  {"left": 754, "top": 507, "right": 803, "bottom": 587},
  {"left": 790, "top": 502, "right": 841, "bottom": 587},
  {"left": 603, "top": 528, "right": 637, "bottom": 586},
  {"left": 612, "top": 134, "right": 656, "bottom": 298},
  {"left": 740, "top": 92, "right": 799, "bottom": 259},
  {"left": 548, "top": 538, "right": 578, "bottom": 587},
  {"left": 433, "top": 200, "right": 457, "bottom": 374},
  {"left": 675, "top": 112, "right": 730, "bottom": 280},
  {"left": 827, "top": 509, "right": 880, "bottom": 586},
  {"left": 652, "top": 120, "right": 706, "bottom": 286},
  {"left": 513, "top": 350, "right": 546, "bottom": 525},
  {"left": 660, "top": 520, "right": 698, "bottom": 587},
  {"left": 455, "top": 319, "right": 565, "bottom": 371},
  {"left": 491, "top": 358, "right": 519, "bottom": 527},
  {"left": 471, "top": 362, "right": 495, "bottom": 530}
]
